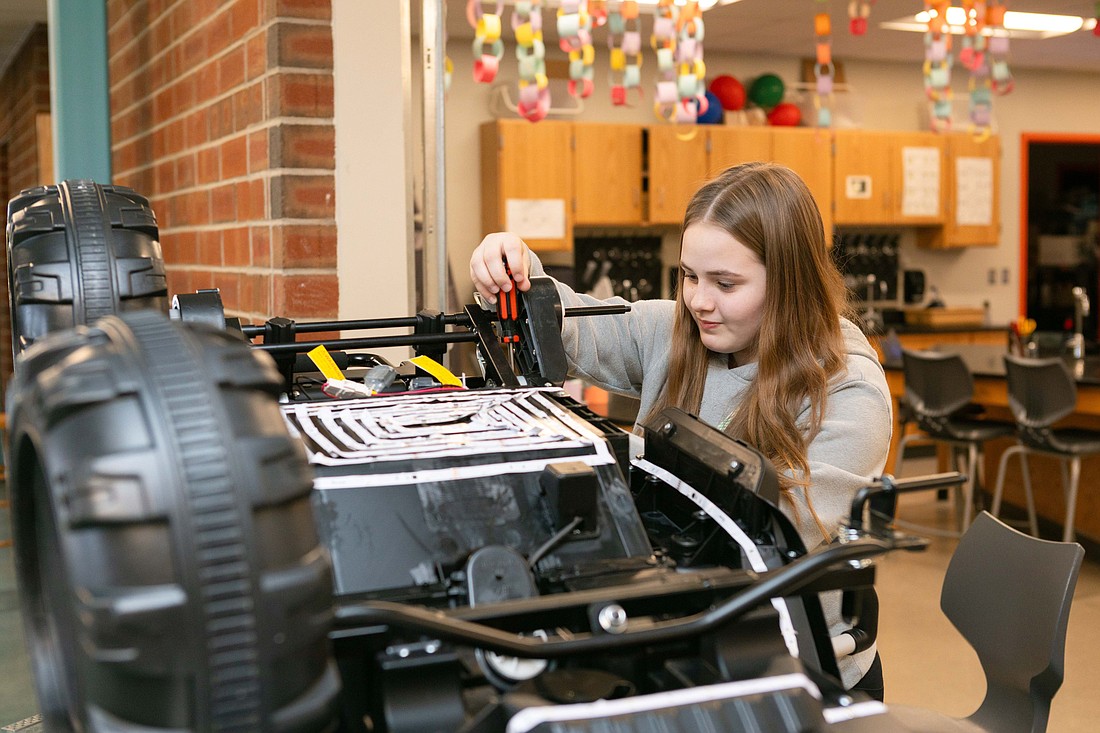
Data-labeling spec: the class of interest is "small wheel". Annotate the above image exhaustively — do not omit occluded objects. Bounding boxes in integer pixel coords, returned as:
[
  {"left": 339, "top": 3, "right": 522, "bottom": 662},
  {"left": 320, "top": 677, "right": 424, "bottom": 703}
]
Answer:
[
  {"left": 6, "top": 179, "right": 168, "bottom": 362},
  {"left": 7, "top": 311, "right": 340, "bottom": 732}
]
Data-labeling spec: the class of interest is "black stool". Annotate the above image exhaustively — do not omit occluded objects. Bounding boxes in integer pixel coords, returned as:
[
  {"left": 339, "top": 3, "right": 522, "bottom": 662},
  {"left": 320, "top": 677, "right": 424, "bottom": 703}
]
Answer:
[
  {"left": 895, "top": 349, "right": 1015, "bottom": 534},
  {"left": 992, "top": 355, "right": 1100, "bottom": 542}
]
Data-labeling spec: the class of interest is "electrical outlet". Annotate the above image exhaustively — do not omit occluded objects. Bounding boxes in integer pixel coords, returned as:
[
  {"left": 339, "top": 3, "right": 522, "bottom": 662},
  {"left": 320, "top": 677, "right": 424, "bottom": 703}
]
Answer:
[
  {"left": 987, "top": 268, "right": 997, "bottom": 285},
  {"left": 1001, "top": 268, "right": 1010, "bottom": 285}
]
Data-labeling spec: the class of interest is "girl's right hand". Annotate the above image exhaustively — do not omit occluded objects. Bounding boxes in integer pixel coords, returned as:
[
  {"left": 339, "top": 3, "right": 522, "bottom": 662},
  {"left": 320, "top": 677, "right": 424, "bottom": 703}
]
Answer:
[{"left": 469, "top": 232, "right": 532, "bottom": 305}]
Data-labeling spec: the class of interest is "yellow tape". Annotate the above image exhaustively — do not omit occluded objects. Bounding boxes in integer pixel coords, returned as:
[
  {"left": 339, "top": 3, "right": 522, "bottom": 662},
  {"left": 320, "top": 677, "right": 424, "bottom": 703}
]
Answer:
[
  {"left": 307, "top": 345, "right": 345, "bottom": 381},
  {"left": 408, "top": 355, "right": 463, "bottom": 387}
]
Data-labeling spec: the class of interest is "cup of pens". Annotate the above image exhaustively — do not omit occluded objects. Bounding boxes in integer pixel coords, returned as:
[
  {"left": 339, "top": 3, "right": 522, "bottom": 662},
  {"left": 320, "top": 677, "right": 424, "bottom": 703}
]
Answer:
[{"left": 1012, "top": 317, "right": 1038, "bottom": 357}]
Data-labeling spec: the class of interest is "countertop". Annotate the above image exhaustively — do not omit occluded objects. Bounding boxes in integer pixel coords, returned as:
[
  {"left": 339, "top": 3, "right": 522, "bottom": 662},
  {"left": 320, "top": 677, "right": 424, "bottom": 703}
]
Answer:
[{"left": 881, "top": 343, "right": 1100, "bottom": 386}]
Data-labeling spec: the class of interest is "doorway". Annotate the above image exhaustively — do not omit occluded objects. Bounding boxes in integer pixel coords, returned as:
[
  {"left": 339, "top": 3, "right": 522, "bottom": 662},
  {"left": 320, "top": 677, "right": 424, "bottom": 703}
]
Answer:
[{"left": 1021, "top": 134, "right": 1100, "bottom": 343}]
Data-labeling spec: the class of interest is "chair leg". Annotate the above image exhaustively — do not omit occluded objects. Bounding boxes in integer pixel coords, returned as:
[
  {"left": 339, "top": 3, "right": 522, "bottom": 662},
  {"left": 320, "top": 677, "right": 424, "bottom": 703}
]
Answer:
[
  {"left": 1020, "top": 452, "right": 1038, "bottom": 537},
  {"left": 990, "top": 445, "right": 1040, "bottom": 538},
  {"left": 960, "top": 442, "right": 979, "bottom": 531},
  {"left": 991, "top": 444, "right": 1022, "bottom": 518},
  {"left": 893, "top": 433, "right": 919, "bottom": 476},
  {"left": 1064, "top": 457, "right": 1081, "bottom": 543}
]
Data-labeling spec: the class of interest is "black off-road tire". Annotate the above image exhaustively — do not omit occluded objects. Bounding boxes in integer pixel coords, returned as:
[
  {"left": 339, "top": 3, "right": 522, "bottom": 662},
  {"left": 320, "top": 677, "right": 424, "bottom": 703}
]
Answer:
[
  {"left": 6, "top": 311, "right": 339, "bottom": 732},
  {"left": 6, "top": 179, "right": 168, "bottom": 360}
]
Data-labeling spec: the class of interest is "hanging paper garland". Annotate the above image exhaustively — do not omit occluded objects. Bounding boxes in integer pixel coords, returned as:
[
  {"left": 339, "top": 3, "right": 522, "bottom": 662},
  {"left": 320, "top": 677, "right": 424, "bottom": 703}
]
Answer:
[
  {"left": 558, "top": 1, "right": 596, "bottom": 98},
  {"left": 589, "top": 0, "right": 609, "bottom": 28},
  {"left": 960, "top": 0, "right": 993, "bottom": 134},
  {"left": 513, "top": 0, "right": 551, "bottom": 121},
  {"left": 650, "top": 0, "right": 679, "bottom": 121},
  {"left": 847, "top": 0, "right": 874, "bottom": 35},
  {"left": 813, "top": 0, "right": 835, "bottom": 127},
  {"left": 608, "top": 1, "right": 644, "bottom": 106},
  {"left": 673, "top": 0, "right": 706, "bottom": 123},
  {"left": 467, "top": 1, "right": 504, "bottom": 84},
  {"left": 986, "top": 0, "right": 1014, "bottom": 95},
  {"left": 923, "top": 0, "right": 954, "bottom": 131},
  {"left": 1094, "top": 1, "right": 1100, "bottom": 37}
]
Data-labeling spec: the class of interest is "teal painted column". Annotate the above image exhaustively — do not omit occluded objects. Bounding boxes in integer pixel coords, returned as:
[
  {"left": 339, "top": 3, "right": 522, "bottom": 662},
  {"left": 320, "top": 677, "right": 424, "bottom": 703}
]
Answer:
[{"left": 46, "top": 0, "right": 112, "bottom": 183}]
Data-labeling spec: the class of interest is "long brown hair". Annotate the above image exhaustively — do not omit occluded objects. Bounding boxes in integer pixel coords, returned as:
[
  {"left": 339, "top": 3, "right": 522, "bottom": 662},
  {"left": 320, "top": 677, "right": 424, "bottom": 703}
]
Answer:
[{"left": 640, "top": 162, "right": 850, "bottom": 537}]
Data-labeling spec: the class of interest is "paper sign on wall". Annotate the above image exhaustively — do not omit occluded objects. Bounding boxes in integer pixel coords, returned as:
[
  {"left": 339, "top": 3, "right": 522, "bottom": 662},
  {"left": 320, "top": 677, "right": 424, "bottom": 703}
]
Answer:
[
  {"left": 901, "top": 146, "right": 941, "bottom": 218},
  {"left": 955, "top": 157, "right": 994, "bottom": 227},
  {"left": 505, "top": 198, "right": 566, "bottom": 239}
]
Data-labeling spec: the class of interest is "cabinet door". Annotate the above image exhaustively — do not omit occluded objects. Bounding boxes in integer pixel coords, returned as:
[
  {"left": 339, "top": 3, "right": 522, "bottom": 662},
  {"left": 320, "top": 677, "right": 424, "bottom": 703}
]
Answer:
[
  {"left": 834, "top": 130, "right": 945, "bottom": 226},
  {"left": 480, "top": 119, "right": 574, "bottom": 252},
  {"left": 942, "top": 133, "right": 1000, "bottom": 247},
  {"left": 707, "top": 126, "right": 771, "bottom": 178},
  {"left": 647, "top": 125, "right": 709, "bottom": 225},
  {"left": 772, "top": 128, "right": 834, "bottom": 240},
  {"left": 573, "top": 124, "right": 643, "bottom": 226},
  {"left": 892, "top": 131, "right": 945, "bottom": 226},
  {"left": 833, "top": 130, "right": 895, "bottom": 225}
]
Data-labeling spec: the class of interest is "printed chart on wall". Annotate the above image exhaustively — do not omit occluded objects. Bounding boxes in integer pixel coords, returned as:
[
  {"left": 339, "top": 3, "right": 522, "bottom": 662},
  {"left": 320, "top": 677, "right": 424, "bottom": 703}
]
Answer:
[
  {"left": 955, "top": 156, "right": 994, "bottom": 227},
  {"left": 902, "top": 146, "right": 941, "bottom": 218}
]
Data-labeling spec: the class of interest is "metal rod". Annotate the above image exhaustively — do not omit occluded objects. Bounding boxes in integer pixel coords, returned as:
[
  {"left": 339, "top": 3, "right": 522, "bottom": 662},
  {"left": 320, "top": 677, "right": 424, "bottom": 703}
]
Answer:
[
  {"left": 238, "top": 304, "right": 630, "bottom": 337},
  {"left": 253, "top": 332, "right": 479, "bottom": 355},
  {"left": 422, "top": 0, "right": 448, "bottom": 313}
]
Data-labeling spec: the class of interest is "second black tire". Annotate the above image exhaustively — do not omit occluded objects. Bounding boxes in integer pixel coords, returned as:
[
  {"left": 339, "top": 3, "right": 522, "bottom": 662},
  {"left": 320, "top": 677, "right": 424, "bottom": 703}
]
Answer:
[{"left": 6, "top": 179, "right": 168, "bottom": 359}]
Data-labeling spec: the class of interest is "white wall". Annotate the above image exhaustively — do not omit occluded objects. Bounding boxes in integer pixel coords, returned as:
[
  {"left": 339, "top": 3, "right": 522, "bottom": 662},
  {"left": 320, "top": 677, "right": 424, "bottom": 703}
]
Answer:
[
  {"left": 332, "top": 0, "right": 414, "bottom": 363},
  {"left": 436, "top": 38, "right": 1100, "bottom": 327}
]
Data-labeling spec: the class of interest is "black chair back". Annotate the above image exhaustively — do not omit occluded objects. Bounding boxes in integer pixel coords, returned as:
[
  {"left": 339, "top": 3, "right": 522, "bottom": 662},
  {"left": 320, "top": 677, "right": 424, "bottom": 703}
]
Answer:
[
  {"left": 1003, "top": 355, "right": 1077, "bottom": 434},
  {"left": 901, "top": 349, "right": 974, "bottom": 429}
]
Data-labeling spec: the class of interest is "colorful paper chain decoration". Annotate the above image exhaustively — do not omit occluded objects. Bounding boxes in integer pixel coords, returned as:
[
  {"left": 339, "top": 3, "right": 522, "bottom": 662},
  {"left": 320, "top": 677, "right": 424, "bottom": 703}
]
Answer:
[
  {"left": 467, "top": 1, "right": 504, "bottom": 83},
  {"left": 650, "top": 0, "right": 679, "bottom": 121},
  {"left": 673, "top": 0, "right": 707, "bottom": 123},
  {"left": 923, "top": 0, "right": 954, "bottom": 131},
  {"left": 986, "top": 1, "right": 1014, "bottom": 96},
  {"left": 847, "top": 0, "right": 875, "bottom": 35},
  {"left": 513, "top": 1, "right": 551, "bottom": 121},
  {"left": 814, "top": 0, "right": 835, "bottom": 127},
  {"left": 607, "top": 1, "right": 644, "bottom": 106},
  {"left": 558, "top": 1, "right": 596, "bottom": 98},
  {"left": 959, "top": 0, "right": 993, "bottom": 133},
  {"left": 1095, "top": 1, "right": 1100, "bottom": 36}
]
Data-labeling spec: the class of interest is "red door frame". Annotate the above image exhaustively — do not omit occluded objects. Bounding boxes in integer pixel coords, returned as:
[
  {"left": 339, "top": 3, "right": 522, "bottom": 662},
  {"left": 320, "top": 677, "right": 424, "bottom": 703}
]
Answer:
[{"left": 1019, "top": 133, "right": 1100, "bottom": 318}]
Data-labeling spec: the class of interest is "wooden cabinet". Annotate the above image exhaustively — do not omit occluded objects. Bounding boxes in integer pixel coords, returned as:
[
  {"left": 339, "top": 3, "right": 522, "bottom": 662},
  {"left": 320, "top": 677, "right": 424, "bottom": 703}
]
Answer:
[
  {"left": 647, "top": 125, "right": 709, "bottom": 225},
  {"left": 772, "top": 128, "right": 834, "bottom": 238},
  {"left": 573, "top": 123, "right": 643, "bottom": 225},
  {"left": 833, "top": 130, "right": 945, "bottom": 226},
  {"left": 480, "top": 119, "right": 574, "bottom": 251},
  {"left": 918, "top": 133, "right": 1001, "bottom": 248},
  {"left": 707, "top": 126, "right": 834, "bottom": 238},
  {"left": 707, "top": 126, "right": 772, "bottom": 177},
  {"left": 480, "top": 121, "right": 992, "bottom": 255}
]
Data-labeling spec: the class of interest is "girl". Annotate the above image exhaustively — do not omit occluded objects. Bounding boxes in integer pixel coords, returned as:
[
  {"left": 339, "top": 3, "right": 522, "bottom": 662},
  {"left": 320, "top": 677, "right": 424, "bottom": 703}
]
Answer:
[{"left": 470, "top": 161, "right": 893, "bottom": 697}]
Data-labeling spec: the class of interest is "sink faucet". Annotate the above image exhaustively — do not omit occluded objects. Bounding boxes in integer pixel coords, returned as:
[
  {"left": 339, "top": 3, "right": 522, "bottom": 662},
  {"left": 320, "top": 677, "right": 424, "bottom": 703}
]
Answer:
[{"left": 1069, "top": 286, "right": 1090, "bottom": 360}]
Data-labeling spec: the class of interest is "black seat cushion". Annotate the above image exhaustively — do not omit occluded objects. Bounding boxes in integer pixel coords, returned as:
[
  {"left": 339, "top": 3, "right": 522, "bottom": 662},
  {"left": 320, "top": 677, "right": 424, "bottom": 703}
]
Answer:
[
  {"left": 941, "top": 417, "right": 1016, "bottom": 443},
  {"left": 1042, "top": 427, "right": 1100, "bottom": 456}
]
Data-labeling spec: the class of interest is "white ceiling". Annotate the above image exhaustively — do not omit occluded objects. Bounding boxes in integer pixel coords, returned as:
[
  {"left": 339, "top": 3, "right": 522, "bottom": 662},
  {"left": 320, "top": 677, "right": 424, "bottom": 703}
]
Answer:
[{"left": 446, "top": 0, "right": 1100, "bottom": 73}]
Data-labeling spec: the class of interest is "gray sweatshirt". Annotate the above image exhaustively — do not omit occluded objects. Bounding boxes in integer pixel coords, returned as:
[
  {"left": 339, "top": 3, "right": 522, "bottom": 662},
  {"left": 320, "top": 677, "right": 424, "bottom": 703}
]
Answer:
[{"left": 529, "top": 252, "right": 894, "bottom": 687}]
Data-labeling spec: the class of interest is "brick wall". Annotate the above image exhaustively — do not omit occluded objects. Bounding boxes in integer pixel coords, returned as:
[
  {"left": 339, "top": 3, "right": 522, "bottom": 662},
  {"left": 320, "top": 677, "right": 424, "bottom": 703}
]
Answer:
[
  {"left": 108, "top": 0, "right": 337, "bottom": 325},
  {"left": 0, "top": 25, "right": 52, "bottom": 382}
]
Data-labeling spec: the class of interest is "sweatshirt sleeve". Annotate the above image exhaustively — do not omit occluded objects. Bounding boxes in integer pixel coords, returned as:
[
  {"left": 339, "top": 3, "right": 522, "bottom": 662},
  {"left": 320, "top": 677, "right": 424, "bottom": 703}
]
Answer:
[
  {"left": 785, "top": 360, "right": 894, "bottom": 546},
  {"left": 527, "top": 249, "right": 675, "bottom": 396}
]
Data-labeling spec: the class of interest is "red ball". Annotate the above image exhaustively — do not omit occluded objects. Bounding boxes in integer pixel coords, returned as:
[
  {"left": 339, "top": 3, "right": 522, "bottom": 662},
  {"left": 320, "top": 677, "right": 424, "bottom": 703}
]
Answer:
[
  {"left": 708, "top": 74, "right": 746, "bottom": 111},
  {"left": 767, "top": 102, "right": 802, "bottom": 126}
]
